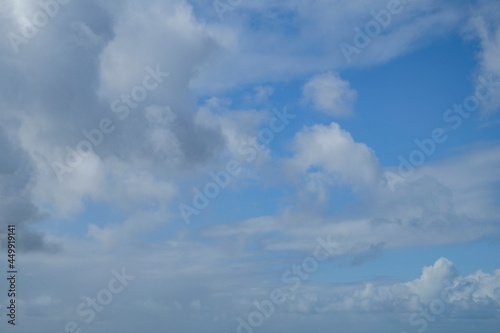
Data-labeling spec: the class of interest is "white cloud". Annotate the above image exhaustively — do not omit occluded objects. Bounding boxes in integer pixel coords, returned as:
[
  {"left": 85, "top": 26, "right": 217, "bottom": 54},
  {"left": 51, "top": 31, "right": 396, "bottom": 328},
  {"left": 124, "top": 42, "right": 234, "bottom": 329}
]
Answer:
[
  {"left": 195, "top": 100, "right": 272, "bottom": 165},
  {"left": 190, "top": 0, "right": 465, "bottom": 94},
  {"left": 302, "top": 72, "right": 357, "bottom": 116},
  {"left": 205, "top": 145, "right": 500, "bottom": 257},
  {"left": 405, "top": 257, "right": 459, "bottom": 303},
  {"left": 254, "top": 85, "right": 274, "bottom": 103},
  {"left": 466, "top": 1, "right": 500, "bottom": 113},
  {"left": 285, "top": 122, "right": 380, "bottom": 192},
  {"left": 19, "top": 231, "right": 499, "bottom": 332},
  {"left": 0, "top": 1, "right": 499, "bottom": 332},
  {"left": 283, "top": 257, "right": 500, "bottom": 318},
  {"left": 98, "top": 0, "right": 215, "bottom": 101}
]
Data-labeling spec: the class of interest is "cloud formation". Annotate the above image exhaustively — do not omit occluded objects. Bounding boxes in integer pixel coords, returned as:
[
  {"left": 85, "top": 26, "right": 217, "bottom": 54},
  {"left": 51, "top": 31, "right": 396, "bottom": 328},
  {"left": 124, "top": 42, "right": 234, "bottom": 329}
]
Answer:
[
  {"left": 0, "top": 0, "right": 499, "bottom": 332},
  {"left": 302, "top": 72, "right": 357, "bottom": 116}
]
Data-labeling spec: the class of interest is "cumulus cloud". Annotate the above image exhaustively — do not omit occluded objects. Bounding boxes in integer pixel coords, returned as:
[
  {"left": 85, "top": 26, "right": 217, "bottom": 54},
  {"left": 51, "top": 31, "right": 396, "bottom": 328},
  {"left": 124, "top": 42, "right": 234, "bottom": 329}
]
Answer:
[
  {"left": 282, "top": 258, "right": 500, "bottom": 318},
  {"left": 285, "top": 122, "right": 380, "bottom": 193},
  {"left": 405, "top": 257, "right": 460, "bottom": 303},
  {"left": 302, "top": 72, "right": 357, "bottom": 116},
  {"left": 0, "top": 0, "right": 231, "bottom": 218}
]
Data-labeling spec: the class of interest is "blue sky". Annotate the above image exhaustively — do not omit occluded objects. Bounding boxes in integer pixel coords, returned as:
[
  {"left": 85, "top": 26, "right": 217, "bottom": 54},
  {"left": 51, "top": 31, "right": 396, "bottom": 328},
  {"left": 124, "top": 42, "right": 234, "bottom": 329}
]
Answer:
[{"left": 1, "top": 0, "right": 500, "bottom": 332}]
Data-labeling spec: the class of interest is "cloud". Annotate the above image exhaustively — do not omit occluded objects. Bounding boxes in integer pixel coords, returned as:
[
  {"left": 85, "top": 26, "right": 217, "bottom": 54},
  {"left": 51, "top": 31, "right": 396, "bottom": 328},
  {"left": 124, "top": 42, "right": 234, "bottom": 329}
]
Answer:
[
  {"left": 350, "top": 242, "right": 385, "bottom": 267},
  {"left": 0, "top": 1, "right": 499, "bottom": 332},
  {"left": 0, "top": 124, "right": 56, "bottom": 253},
  {"left": 285, "top": 122, "right": 380, "bottom": 194},
  {"left": 282, "top": 258, "right": 500, "bottom": 318},
  {"left": 302, "top": 72, "right": 357, "bottom": 116},
  {"left": 466, "top": 0, "right": 500, "bottom": 113},
  {"left": 0, "top": 0, "right": 233, "bottom": 218},
  {"left": 254, "top": 85, "right": 274, "bottom": 103},
  {"left": 191, "top": 0, "right": 465, "bottom": 93},
  {"left": 205, "top": 145, "right": 500, "bottom": 258},
  {"left": 194, "top": 99, "right": 272, "bottom": 165},
  {"left": 405, "top": 257, "right": 459, "bottom": 303}
]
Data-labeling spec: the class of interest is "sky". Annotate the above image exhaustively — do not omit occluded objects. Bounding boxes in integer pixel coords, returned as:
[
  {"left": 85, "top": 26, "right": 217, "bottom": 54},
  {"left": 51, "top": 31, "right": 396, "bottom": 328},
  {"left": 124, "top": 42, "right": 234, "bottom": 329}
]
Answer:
[{"left": 1, "top": 0, "right": 500, "bottom": 332}]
